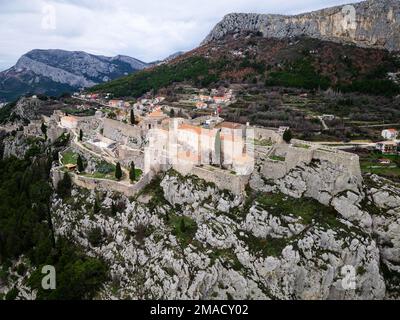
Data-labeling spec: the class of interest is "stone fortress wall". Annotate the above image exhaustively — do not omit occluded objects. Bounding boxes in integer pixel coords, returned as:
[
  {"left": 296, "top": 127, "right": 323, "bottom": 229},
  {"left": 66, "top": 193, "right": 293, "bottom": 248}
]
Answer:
[
  {"left": 70, "top": 171, "right": 155, "bottom": 197},
  {"left": 253, "top": 127, "right": 283, "bottom": 144},
  {"left": 117, "top": 146, "right": 144, "bottom": 170},
  {"left": 255, "top": 138, "right": 363, "bottom": 200},
  {"left": 190, "top": 166, "right": 249, "bottom": 195},
  {"left": 51, "top": 165, "right": 157, "bottom": 198},
  {"left": 261, "top": 139, "right": 362, "bottom": 181},
  {"left": 102, "top": 118, "right": 143, "bottom": 148},
  {"left": 45, "top": 110, "right": 363, "bottom": 197}
]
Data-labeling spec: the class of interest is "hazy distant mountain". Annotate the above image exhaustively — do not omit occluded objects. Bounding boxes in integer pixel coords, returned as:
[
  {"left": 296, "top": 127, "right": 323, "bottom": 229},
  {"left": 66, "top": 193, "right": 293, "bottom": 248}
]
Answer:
[
  {"left": 149, "top": 51, "right": 185, "bottom": 66},
  {"left": 0, "top": 49, "right": 149, "bottom": 102}
]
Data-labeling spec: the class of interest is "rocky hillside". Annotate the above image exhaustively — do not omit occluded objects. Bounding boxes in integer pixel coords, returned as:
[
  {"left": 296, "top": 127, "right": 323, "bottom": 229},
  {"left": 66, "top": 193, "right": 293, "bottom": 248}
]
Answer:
[
  {"left": 92, "top": 34, "right": 400, "bottom": 98},
  {"left": 36, "top": 169, "right": 400, "bottom": 299},
  {"left": 0, "top": 49, "right": 149, "bottom": 102},
  {"left": 202, "top": 0, "right": 400, "bottom": 52},
  {"left": 1, "top": 117, "right": 400, "bottom": 300}
]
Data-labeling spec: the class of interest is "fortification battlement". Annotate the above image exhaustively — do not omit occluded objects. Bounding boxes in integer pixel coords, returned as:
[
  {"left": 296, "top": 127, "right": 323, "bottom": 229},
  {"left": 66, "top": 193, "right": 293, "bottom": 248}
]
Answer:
[{"left": 262, "top": 139, "right": 362, "bottom": 183}]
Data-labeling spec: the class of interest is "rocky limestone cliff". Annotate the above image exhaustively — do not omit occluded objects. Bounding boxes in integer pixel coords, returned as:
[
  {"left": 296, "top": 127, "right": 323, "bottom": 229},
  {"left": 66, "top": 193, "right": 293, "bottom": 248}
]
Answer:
[
  {"left": 1, "top": 131, "right": 399, "bottom": 300},
  {"left": 202, "top": 0, "right": 400, "bottom": 52},
  {"left": 43, "top": 169, "right": 400, "bottom": 300}
]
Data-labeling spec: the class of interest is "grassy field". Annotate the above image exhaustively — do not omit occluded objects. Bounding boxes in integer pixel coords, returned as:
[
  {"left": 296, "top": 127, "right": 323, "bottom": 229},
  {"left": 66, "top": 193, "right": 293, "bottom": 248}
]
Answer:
[
  {"left": 256, "top": 192, "right": 342, "bottom": 229},
  {"left": 359, "top": 152, "right": 400, "bottom": 181},
  {"left": 61, "top": 151, "right": 78, "bottom": 165}
]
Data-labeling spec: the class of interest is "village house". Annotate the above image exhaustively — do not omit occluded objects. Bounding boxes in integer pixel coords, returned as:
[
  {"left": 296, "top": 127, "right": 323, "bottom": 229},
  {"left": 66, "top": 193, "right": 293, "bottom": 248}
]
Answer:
[
  {"left": 378, "top": 158, "right": 391, "bottom": 165},
  {"left": 382, "top": 128, "right": 398, "bottom": 140},
  {"left": 109, "top": 100, "right": 125, "bottom": 108},
  {"left": 139, "top": 107, "right": 169, "bottom": 130},
  {"left": 321, "top": 114, "right": 335, "bottom": 121},
  {"left": 278, "top": 126, "right": 290, "bottom": 135},
  {"left": 213, "top": 96, "right": 230, "bottom": 104},
  {"left": 376, "top": 141, "right": 398, "bottom": 154},
  {"left": 199, "top": 95, "right": 213, "bottom": 102},
  {"left": 196, "top": 102, "right": 208, "bottom": 110}
]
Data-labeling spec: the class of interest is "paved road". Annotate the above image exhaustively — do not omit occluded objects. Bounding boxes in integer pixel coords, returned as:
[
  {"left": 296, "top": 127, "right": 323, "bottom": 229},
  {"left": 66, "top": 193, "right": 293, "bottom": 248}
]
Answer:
[
  {"left": 318, "top": 116, "right": 329, "bottom": 131},
  {"left": 354, "top": 123, "right": 400, "bottom": 128},
  {"left": 313, "top": 141, "right": 376, "bottom": 150},
  {"left": 74, "top": 97, "right": 113, "bottom": 109}
]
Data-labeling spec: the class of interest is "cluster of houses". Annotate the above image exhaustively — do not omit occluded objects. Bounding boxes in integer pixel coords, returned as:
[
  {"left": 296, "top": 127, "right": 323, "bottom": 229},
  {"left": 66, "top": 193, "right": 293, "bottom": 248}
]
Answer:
[
  {"left": 375, "top": 128, "right": 400, "bottom": 155},
  {"left": 192, "top": 89, "right": 235, "bottom": 110},
  {"left": 133, "top": 97, "right": 166, "bottom": 113}
]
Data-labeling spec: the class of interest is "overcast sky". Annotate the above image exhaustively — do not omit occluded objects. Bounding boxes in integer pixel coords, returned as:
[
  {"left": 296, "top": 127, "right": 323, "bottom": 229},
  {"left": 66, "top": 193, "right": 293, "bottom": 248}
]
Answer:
[{"left": 0, "top": 0, "right": 362, "bottom": 70}]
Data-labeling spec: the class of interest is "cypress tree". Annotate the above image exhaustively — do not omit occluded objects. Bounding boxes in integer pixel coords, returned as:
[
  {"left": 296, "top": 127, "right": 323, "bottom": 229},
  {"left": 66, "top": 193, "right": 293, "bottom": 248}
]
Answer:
[
  {"left": 130, "top": 109, "right": 135, "bottom": 125},
  {"left": 77, "top": 155, "right": 84, "bottom": 172},
  {"left": 283, "top": 129, "right": 293, "bottom": 143},
  {"left": 129, "top": 162, "right": 136, "bottom": 182},
  {"left": 41, "top": 123, "right": 47, "bottom": 137},
  {"left": 79, "top": 129, "right": 83, "bottom": 141},
  {"left": 115, "top": 162, "right": 122, "bottom": 181}
]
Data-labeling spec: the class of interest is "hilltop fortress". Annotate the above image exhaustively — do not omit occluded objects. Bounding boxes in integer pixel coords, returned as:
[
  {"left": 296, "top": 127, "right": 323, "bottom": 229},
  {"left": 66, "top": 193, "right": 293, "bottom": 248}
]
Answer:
[{"left": 28, "top": 106, "right": 363, "bottom": 201}]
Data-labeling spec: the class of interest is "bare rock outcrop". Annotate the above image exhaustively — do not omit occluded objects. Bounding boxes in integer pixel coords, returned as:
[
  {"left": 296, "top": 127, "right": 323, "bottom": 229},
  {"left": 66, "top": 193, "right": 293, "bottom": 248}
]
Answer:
[
  {"left": 50, "top": 171, "right": 388, "bottom": 300},
  {"left": 202, "top": 0, "right": 400, "bottom": 52}
]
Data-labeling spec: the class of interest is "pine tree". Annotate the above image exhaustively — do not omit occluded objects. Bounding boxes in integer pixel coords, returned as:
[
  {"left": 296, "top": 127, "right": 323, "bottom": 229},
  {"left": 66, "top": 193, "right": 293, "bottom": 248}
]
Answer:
[
  {"left": 283, "top": 129, "right": 293, "bottom": 143},
  {"left": 41, "top": 123, "right": 47, "bottom": 137},
  {"left": 129, "top": 162, "right": 136, "bottom": 183},
  {"left": 130, "top": 109, "right": 135, "bottom": 125},
  {"left": 77, "top": 155, "right": 84, "bottom": 172},
  {"left": 79, "top": 129, "right": 83, "bottom": 141},
  {"left": 115, "top": 162, "right": 122, "bottom": 181}
]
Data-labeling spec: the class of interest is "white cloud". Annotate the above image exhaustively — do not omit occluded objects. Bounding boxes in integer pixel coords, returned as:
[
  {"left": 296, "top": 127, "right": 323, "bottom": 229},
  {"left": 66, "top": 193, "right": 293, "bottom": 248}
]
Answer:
[{"left": 0, "top": 0, "right": 362, "bottom": 70}]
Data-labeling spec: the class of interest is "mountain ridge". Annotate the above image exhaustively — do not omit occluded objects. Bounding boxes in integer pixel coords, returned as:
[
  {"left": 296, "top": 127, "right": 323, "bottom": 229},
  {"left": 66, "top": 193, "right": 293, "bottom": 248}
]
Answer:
[
  {"left": 0, "top": 49, "right": 149, "bottom": 102},
  {"left": 202, "top": 0, "right": 400, "bottom": 51}
]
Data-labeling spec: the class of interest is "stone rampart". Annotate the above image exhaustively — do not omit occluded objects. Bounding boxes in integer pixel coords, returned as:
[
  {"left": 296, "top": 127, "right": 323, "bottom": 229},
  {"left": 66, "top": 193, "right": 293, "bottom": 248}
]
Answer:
[
  {"left": 253, "top": 127, "right": 283, "bottom": 144},
  {"left": 52, "top": 167, "right": 155, "bottom": 197},
  {"left": 189, "top": 166, "right": 249, "bottom": 195},
  {"left": 103, "top": 119, "right": 142, "bottom": 147}
]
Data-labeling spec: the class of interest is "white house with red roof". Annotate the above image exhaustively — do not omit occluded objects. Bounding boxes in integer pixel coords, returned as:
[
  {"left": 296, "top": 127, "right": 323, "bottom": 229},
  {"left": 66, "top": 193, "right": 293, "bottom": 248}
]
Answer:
[{"left": 382, "top": 128, "right": 398, "bottom": 140}]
